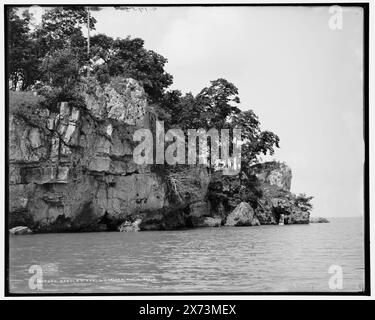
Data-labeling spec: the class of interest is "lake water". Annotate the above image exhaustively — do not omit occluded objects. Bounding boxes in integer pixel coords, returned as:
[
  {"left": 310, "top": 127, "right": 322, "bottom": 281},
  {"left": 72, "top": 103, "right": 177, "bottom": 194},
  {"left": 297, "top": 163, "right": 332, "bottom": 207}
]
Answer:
[{"left": 9, "top": 217, "right": 365, "bottom": 293}]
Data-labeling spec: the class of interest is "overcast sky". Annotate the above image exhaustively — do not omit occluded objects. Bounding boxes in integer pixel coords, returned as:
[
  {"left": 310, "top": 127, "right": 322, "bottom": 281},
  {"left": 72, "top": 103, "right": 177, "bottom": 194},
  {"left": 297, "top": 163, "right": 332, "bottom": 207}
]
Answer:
[{"left": 29, "top": 6, "right": 365, "bottom": 217}]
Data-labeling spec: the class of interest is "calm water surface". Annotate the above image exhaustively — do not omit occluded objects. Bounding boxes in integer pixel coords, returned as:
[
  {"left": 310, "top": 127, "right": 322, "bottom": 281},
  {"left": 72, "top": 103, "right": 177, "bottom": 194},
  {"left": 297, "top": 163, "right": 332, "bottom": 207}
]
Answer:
[{"left": 9, "top": 217, "right": 364, "bottom": 293}]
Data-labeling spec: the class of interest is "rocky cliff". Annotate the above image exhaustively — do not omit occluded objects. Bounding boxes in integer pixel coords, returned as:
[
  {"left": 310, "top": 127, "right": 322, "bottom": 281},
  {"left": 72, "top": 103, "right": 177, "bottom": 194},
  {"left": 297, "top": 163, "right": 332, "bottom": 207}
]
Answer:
[
  {"left": 9, "top": 78, "right": 211, "bottom": 232},
  {"left": 251, "top": 161, "right": 310, "bottom": 224},
  {"left": 8, "top": 78, "right": 311, "bottom": 232},
  {"left": 207, "top": 162, "right": 310, "bottom": 226}
]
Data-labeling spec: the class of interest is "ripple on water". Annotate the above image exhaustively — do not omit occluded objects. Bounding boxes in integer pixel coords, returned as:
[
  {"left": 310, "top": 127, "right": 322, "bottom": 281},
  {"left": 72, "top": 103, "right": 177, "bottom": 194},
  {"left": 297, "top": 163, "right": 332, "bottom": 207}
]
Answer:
[{"left": 9, "top": 217, "right": 365, "bottom": 293}]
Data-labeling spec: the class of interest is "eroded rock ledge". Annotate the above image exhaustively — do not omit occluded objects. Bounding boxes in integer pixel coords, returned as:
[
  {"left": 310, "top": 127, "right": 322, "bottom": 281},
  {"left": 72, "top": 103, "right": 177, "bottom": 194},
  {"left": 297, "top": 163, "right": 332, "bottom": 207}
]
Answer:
[{"left": 9, "top": 78, "right": 311, "bottom": 233}]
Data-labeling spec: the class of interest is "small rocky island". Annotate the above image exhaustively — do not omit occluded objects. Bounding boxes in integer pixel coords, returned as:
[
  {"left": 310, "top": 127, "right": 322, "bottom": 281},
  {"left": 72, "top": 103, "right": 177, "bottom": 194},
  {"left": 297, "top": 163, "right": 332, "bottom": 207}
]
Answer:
[{"left": 309, "top": 217, "right": 330, "bottom": 223}]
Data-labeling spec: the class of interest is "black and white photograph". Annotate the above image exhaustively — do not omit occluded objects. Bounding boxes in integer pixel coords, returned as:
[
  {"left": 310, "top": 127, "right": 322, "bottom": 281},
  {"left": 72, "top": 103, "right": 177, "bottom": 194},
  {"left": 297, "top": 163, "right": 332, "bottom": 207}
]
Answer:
[{"left": 2, "top": 1, "right": 370, "bottom": 299}]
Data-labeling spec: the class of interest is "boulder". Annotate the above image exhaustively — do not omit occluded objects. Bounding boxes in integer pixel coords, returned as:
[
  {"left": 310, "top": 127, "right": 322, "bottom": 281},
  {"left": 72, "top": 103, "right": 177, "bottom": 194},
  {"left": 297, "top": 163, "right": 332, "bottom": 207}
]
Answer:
[
  {"left": 9, "top": 226, "right": 32, "bottom": 235},
  {"left": 119, "top": 219, "right": 142, "bottom": 232},
  {"left": 225, "top": 202, "right": 260, "bottom": 226}
]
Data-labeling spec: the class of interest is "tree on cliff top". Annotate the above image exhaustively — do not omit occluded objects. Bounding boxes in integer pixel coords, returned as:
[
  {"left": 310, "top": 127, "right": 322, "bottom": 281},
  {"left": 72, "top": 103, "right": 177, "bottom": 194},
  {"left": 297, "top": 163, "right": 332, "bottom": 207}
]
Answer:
[
  {"left": 8, "top": 7, "right": 172, "bottom": 104},
  {"left": 161, "top": 79, "right": 241, "bottom": 130},
  {"left": 34, "top": 6, "right": 96, "bottom": 62},
  {"left": 7, "top": 6, "right": 280, "bottom": 167},
  {"left": 8, "top": 6, "right": 96, "bottom": 90},
  {"left": 8, "top": 8, "right": 39, "bottom": 90},
  {"left": 196, "top": 78, "right": 241, "bottom": 128},
  {"left": 161, "top": 79, "right": 280, "bottom": 167},
  {"left": 90, "top": 33, "right": 173, "bottom": 102},
  {"left": 231, "top": 110, "right": 280, "bottom": 167},
  {"left": 40, "top": 49, "right": 80, "bottom": 91}
]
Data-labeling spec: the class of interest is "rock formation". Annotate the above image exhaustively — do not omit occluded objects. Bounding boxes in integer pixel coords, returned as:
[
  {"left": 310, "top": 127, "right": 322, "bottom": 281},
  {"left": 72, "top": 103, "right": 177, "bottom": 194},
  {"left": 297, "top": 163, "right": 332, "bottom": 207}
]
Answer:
[
  {"left": 224, "top": 202, "right": 260, "bottom": 226},
  {"left": 9, "top": 78, "right": 211, "bottom": 232},
  {"left": 208, "top": 161, "right": 311, "bottom": 225},
  {"left": 9, "top": 226, "right": 32, "bottom": 235},
  {"left": 252, "top": 162, "right": 311, "bottom": 225},
  {"left": 119, "top": 218, "right": 142, "bottom": 232},
  {"left": 8, "top": 77, "right": 312, "bottom": 233},
  {"left": 252, "top": 161, "right": 292, "bottom": 190},
  {"left": 310, "top": 217, "right": 329, "bottom": 223}
]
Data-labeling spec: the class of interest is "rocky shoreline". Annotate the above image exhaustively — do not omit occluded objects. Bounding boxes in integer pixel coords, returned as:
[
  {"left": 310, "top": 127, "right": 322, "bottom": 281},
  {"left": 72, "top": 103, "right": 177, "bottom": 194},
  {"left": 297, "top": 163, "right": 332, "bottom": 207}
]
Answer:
[{"left": 9, "top": 77, "right": 313, "bottom": 234}]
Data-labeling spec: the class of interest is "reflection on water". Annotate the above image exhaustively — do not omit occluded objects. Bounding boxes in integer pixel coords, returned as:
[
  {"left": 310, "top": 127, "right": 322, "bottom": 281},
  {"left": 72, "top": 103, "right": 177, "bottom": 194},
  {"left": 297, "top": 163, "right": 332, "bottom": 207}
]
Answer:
[{"left": 9, "top": 217, "right": 364, "bottom": 293}]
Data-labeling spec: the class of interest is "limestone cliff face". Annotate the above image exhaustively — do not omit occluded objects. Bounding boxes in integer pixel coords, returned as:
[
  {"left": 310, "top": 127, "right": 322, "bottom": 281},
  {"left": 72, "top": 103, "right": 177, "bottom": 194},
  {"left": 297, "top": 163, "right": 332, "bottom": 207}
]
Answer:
[
  {"left": 9, "top": 78, "right": 209, "bottom": 232},
  {"left": 8, "top": 78, "right": 310, "bottom": 232},
  {"left": 207, "top": 162, "right": 310, "bottom": 225},
  {"left": 251, "top": 161, "right": 292, "bottom": 191},
  {"left": 251, "top": 162, "right": 310, "bottom": 225}
]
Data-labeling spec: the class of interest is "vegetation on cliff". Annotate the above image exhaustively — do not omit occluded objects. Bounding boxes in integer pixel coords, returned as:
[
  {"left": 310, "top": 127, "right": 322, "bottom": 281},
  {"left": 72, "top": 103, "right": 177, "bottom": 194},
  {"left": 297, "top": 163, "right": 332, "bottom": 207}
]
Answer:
[
  {"left": 8, "top": 6, "right": 279, "bottom": 167},
  {"left": 8, "top": 6, "right": 313, "bottom": 231}
]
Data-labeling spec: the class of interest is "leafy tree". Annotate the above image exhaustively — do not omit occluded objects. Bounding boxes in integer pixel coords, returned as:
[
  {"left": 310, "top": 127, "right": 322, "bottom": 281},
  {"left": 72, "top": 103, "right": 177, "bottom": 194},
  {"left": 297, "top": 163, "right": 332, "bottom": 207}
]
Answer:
[
  {"left": 231, "top": 110, "right": 280, "bottom": 168},
  {"left": 34, "top": 6, "right": 96, "bottom": 63},
  {"left": 153, "top": 89, "right": 182, "bottom": 124},
  {"left": 89, "top": 34, "right": 173, "bottom": 102},
  {"left": 196, "top": 78, "right": 241, "bottom": 129},
  {"left": 8, "top": 8, "right": 39, "bottom": 90},
  {"left": 159, "top": 78, "right": 279, "bottom": 170},
  {"left": 163, "top": 79, "right": 241, "bottom": 130},
  {"left": 8, "top": 7, "right": 172, "bottom": 101},
  {"left": 8, "top": 6, "right": 96, "bottom": 89},
  {"left": 7, "top": 7, "right": 279, "bottom": 170},
  {"left": 38, "top": 48, "right": 84, "bottom": 112},
  {"left": 168, "top": 92, "right": 205, "bottom": 129},
  {"left": 39, "top": 48, "right": 81, "bottom": 91},
  {"left": 90, "top": 33, "right": 114, "bottom": 61}
]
